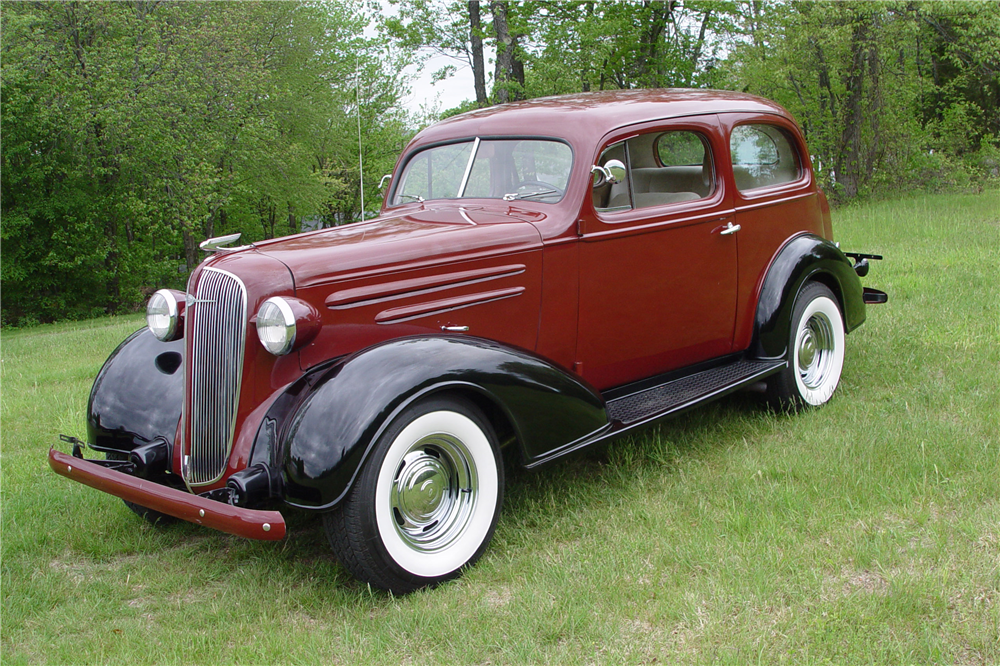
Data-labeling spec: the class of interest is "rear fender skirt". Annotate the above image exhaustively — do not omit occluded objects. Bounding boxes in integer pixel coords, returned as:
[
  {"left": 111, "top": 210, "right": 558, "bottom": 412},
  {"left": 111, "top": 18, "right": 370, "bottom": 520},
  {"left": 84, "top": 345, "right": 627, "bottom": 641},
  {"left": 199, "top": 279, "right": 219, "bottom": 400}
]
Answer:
[
  {"left": 751, "top": 234, "right": 866, "bottom": 360},
  {"left": 279, "top": 336, "right": 608, "bottom": 510},
  {"left": 87, "top": 328, "right": 185, "bottom": 457}
]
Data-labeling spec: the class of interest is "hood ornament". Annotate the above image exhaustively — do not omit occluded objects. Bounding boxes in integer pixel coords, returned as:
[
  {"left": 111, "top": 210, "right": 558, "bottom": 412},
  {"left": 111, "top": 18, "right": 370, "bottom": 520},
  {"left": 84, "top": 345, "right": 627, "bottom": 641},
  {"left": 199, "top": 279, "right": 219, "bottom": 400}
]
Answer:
[{"left": 199, "top": 233, "right": 244, "bottom": 253}]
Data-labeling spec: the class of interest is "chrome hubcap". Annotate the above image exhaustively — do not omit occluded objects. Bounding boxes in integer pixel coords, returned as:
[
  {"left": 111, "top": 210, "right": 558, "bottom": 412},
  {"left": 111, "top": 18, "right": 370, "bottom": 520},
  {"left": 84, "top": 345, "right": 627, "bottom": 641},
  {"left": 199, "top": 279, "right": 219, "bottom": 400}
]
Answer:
[
  {"left": 389, "top": 434, "right": 477, "bottom": 553},
  {"left": 797, "top": 312, "right": 835, "bottom": 389}
]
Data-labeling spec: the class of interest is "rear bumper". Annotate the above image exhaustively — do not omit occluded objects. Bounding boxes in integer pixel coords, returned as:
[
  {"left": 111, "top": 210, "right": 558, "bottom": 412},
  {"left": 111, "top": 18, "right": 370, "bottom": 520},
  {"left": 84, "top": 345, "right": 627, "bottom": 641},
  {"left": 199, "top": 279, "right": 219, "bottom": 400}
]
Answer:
[
  {"left": 862, "top": 287, "right": 888, "bottom": 304},
  {"left": 49, "top": 448, "right": 286, "bottom": 541}
]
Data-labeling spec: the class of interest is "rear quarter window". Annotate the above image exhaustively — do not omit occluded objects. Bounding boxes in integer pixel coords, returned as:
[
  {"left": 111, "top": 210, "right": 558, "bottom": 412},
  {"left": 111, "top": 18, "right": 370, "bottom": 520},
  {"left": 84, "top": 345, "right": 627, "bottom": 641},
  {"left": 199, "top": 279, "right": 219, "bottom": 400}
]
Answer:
[{"left": 730, "top": 124, "right": 802, "bottom": 192}]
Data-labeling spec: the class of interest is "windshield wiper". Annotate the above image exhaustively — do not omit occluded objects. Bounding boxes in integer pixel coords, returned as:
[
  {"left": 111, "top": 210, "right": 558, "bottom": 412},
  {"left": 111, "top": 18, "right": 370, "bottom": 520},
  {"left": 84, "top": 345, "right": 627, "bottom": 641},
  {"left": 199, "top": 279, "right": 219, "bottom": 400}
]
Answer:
[
  {"left": 503, "top": 188, "right": 559, "bottom": 201},
  {"left": 397, "top": 194, "right": 424, "bottom": 203}
]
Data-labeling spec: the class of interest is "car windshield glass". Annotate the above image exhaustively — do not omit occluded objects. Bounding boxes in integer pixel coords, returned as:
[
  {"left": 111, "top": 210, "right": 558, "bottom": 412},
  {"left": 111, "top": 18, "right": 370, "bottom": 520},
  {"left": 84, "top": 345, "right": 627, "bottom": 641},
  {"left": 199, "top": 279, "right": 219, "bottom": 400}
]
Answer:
[{"left": 392, "top": 139, "right": 572, "bottom": 205}]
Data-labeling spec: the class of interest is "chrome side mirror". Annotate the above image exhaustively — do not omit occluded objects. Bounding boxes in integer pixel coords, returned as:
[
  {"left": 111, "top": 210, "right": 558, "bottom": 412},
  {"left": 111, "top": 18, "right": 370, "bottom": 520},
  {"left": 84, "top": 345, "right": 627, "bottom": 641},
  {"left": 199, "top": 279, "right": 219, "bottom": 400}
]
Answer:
[
  {"left": 591, "top": 159, "right": 627, "bottom": 187},
  {"left": 379, "top": 174, "right": 392, "bottom": 190},
  {"left": 604, "top": 159, "right": 627, "bottom": 184}
]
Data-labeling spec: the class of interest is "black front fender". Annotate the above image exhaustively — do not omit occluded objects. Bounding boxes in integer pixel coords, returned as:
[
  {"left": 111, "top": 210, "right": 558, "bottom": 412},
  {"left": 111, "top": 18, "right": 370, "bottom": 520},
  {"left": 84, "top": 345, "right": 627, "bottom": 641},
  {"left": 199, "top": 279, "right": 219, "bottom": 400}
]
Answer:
[
  {"left": 88, "top": 328, "right": 185, "bottom": 454},
  {"left": 752, "top": 233, "right": 866, "bottom": 360},
  {"left": 279, "top": 336, "right": 608, "bottom": 510}
]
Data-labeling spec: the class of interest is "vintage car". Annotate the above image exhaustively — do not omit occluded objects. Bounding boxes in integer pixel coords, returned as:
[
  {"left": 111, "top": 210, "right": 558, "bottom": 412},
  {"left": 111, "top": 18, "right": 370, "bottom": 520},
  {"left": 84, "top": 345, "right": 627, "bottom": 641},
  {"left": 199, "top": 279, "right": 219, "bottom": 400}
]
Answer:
[{"left": 51, "top": 89, "right": 886, "bottom": 594}]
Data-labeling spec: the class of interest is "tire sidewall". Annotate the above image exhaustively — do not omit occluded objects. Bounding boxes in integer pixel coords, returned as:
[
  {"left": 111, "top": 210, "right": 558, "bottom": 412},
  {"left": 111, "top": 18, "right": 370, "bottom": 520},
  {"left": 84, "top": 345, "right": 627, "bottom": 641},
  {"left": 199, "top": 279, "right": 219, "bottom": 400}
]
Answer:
[
  {"left": 359, "top": 395, "right": 503, "bottom": 585},
  {"left": 790, "top": 283, "right": 845, "bottom": 406}
]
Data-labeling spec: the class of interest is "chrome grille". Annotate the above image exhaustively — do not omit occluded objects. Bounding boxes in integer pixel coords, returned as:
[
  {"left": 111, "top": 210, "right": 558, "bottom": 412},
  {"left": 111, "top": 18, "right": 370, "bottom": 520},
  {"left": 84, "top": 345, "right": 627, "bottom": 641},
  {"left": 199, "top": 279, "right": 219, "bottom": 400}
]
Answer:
[{"left": 185, "top": 268, "right": 247, "bottom": 485}]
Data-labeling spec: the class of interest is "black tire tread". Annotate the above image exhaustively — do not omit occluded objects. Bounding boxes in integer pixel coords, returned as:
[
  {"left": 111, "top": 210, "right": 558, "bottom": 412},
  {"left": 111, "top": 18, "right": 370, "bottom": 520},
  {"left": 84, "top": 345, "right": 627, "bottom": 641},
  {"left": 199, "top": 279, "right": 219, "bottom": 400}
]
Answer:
[
  {"left": 324, "top": 487, "right": 414, "bottom": 594},
  {"left": 123, "top": 500, "right": 178, "bottom": 526}
]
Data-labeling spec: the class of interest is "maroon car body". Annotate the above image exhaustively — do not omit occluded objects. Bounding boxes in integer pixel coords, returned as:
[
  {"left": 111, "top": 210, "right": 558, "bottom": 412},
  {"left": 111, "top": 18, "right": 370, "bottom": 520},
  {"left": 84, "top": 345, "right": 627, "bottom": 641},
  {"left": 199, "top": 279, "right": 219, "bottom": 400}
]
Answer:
[{"left": 51, "top": 89, "right": 885, "bottom": 593}]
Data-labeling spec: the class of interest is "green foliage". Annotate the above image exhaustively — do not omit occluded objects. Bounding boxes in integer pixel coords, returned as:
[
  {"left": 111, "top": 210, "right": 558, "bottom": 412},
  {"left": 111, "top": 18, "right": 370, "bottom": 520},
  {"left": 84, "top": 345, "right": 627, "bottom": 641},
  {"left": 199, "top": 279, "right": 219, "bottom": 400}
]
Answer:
[
  {"left": 522, "top": 0, "right": 730, "bottom": 96},
  {"left": 720, "top": 0, "right": 1000, "bottom": 201},
  {"left": 1, "top": 1, "right": 415, "bottom": 326}
]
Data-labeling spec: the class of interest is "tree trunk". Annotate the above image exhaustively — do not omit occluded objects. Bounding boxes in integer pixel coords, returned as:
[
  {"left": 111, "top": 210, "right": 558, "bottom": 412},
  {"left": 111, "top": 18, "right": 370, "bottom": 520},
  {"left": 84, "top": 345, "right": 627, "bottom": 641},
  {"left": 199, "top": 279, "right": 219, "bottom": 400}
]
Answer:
[
  {"left": 688, "top": 10, "right": 713, "bottom": 86},
  {"left": 182, "top": 226, "right": 199, "bottom": 274},
  {"left": 636, "top": 1, "right": 671, "bottom": 87},
  {"left": 490, "top": 1, "right": 524, "bottom": 103},
  {"left": 836, "top": 19, "right": 868, "bottom": 199},
  {"left": 469, "top": 1, "right": 488, "bottom": 106},
  {"left": 864, "top": 15, "right": 882, "bottom": 183}
]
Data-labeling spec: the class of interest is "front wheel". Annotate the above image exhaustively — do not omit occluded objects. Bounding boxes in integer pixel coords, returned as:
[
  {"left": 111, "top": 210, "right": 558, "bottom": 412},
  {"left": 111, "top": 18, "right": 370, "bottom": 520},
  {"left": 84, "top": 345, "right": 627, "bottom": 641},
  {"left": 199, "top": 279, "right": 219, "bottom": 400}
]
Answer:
[
  {"left": 324, "top": 395, "right": 504, "bottom": 594},
  {"left": 767, "top": 281, "right": 845, "bottom": 410},
  {"left": 106, "top": 452, "right": 177, "bottom": 525}
]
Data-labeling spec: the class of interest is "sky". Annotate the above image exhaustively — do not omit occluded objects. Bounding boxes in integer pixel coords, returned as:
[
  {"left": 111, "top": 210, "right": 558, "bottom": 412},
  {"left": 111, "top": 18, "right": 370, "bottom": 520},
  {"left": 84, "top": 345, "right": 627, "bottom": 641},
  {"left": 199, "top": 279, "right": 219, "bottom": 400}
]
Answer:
[
  {"left": 367, "top": 1, "right": 483, "bottom": 117},
  {"left": 400, "top": 51, "right": 479, "bottom": 115}
]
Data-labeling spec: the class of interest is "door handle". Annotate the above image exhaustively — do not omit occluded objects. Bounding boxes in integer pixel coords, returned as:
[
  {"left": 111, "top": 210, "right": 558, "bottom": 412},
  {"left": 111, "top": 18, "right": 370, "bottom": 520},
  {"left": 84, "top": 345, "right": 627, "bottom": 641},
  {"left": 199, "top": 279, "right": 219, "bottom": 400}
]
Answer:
[{"left": 719, "top": 222, "right": 741, "bottom": 236}]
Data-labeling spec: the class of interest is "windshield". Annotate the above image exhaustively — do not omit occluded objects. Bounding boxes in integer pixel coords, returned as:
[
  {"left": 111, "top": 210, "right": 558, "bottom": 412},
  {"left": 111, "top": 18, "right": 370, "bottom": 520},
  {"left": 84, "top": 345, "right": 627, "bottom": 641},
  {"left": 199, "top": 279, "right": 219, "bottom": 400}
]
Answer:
[{"left": 391, "top": 138, "right": 573, "bottom": 205}]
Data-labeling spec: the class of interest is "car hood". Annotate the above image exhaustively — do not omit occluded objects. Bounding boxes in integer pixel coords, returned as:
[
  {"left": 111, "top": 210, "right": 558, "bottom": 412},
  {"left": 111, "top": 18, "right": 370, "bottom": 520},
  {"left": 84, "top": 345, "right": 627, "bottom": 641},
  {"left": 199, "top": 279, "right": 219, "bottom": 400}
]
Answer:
[{"left": 249, "top": 205, "right": 545, "bottom": 290}]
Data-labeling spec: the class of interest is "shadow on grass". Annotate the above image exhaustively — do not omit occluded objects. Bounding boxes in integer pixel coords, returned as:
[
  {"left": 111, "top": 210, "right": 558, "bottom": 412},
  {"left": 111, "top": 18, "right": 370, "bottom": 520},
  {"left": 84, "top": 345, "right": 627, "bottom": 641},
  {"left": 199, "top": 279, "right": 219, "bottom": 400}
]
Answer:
[{"left": 503, "top": 388, "right": 778, "bottom": 505}]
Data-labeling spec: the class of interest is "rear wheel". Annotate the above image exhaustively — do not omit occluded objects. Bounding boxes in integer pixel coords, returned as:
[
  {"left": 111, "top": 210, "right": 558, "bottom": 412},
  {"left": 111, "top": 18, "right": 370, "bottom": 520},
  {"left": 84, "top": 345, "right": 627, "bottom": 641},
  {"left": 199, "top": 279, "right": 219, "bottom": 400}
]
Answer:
[
  {"left": 767, "top": 282, "right": 845, "bottom": 410},
  {"left": 324, "top": 395, "right": 504, "bottom": 594}
]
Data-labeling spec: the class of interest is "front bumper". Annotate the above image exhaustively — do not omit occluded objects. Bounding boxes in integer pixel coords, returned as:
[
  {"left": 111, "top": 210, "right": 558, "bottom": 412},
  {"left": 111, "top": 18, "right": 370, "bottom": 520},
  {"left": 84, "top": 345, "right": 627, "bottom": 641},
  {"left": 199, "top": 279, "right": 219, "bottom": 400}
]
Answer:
[{"left": 49, "top": 448, "right": 286, "bottom": 540}]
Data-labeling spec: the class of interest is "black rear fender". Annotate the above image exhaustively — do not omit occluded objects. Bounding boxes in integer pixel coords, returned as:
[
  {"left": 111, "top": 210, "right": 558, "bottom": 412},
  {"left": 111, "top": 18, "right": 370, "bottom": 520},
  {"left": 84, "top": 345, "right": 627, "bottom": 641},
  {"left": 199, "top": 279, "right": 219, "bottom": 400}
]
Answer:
[{"left": 751, "top": 234, "right": 866, "bottom": 360}]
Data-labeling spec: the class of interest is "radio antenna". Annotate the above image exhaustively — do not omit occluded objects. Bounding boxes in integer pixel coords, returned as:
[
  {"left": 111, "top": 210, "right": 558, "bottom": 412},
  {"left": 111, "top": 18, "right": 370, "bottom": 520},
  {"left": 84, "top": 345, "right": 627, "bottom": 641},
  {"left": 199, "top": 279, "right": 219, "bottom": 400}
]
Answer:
[{"left": 356, "top": 57, "right": 365, "bottom": 221}]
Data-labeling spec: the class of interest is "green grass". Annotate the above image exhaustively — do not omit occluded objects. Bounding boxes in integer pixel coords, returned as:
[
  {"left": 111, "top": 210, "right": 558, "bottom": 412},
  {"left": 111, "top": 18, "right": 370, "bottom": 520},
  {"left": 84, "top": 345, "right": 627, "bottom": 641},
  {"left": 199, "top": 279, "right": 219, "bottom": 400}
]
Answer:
[{"left": 3, "top": 191, "right": 999, "bottom": 664}]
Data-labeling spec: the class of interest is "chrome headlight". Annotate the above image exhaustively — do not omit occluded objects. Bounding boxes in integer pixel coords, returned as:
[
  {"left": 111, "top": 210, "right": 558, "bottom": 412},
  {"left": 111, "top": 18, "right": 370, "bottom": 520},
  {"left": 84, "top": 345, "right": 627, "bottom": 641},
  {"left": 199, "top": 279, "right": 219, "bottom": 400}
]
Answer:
[
  {"left": 147, "top": 289, "right": 184, "bottom": 341},
  {"left": 255, "top": 296, "right": 322, "bottom": 356},
  {"left": 256, "top": 297, "right": 297, "bottom": 355}
]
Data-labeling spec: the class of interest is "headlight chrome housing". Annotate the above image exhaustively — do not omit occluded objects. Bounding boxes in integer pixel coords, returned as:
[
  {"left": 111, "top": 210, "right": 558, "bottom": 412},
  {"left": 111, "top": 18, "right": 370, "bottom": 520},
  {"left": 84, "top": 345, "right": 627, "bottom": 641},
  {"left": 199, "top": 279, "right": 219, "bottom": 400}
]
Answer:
[
  {"left": 256, "top": 297, "right": 298, "bottom": 356},
  {"left": 147, "top": 289, "right": 185, "bottom": 341}
]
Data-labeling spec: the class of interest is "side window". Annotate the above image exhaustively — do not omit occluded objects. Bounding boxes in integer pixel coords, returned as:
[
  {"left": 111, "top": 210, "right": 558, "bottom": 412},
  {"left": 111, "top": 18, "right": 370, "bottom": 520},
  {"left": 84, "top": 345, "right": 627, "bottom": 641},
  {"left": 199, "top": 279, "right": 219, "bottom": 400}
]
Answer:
[
  {"left": 634, "top": 130, "right": 713, "bottom": 207},
  {"left": 656, "top": 132, "right": 707, "bottom": 168},
  {"left": 594, "top": 142, "right": 629, "bottom": 211},
  {"left": 730, "top": 124, "right": 802, "bottom": 192},
  {"left": 594, "top": 130, "right": 714, "bottom": 213}
]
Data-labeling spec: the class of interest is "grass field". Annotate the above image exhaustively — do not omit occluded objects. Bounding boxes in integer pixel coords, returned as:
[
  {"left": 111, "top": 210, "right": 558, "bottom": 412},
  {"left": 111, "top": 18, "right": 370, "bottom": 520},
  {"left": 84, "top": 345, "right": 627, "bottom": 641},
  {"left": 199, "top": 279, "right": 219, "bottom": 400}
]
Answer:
[{"left": 2, "top": 191, "right": 998, "bottom": 664}]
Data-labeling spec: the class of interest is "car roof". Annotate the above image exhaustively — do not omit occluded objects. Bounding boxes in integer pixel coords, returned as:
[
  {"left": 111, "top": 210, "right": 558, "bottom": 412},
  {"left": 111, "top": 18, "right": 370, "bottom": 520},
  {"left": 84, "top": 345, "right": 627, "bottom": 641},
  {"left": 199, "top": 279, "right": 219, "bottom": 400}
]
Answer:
[{"left": 409, "top": 89, "right": 793, "bottom": 149}]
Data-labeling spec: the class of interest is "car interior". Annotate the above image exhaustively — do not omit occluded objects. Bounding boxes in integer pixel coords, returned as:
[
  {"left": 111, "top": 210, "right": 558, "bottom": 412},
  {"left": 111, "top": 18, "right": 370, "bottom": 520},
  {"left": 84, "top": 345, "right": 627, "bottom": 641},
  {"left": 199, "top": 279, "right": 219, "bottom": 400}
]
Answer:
[{"left": 593, "top": 130, "right": 713, "bottom": 212}]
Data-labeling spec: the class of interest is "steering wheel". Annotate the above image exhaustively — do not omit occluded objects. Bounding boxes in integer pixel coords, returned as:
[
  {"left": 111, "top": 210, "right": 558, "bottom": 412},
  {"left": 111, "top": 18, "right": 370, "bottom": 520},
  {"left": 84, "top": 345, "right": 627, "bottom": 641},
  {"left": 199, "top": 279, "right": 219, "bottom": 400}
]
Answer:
[{"left": 513, "top": 180, "right": 564, "bottom": 196}]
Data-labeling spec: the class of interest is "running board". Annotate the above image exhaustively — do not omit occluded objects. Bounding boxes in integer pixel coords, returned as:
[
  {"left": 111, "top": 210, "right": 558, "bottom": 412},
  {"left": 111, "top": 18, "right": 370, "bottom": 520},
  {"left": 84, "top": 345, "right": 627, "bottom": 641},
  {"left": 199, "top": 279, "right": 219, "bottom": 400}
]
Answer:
[
  {"left": 606, "top": 359, "right": 786, "bottom": 426},
  {"left": 525, "top": 358, "right": 785, "bottom": 470}
]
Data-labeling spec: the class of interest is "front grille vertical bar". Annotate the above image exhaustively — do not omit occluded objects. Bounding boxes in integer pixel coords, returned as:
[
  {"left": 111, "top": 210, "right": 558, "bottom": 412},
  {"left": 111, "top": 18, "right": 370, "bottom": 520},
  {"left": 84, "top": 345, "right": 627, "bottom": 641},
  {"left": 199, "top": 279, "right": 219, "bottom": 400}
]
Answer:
[{"left": 185, "top": 268, "right": 247, "bottom": 486}]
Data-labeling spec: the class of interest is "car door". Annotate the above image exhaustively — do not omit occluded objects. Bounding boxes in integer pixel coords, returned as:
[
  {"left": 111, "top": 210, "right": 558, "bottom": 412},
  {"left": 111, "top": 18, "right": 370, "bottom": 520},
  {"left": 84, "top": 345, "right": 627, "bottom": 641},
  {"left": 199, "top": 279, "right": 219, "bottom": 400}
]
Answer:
[
  {"left": 576, "top": 115, "right": 738, "bottom": 391},
  {"left": 724, "top": 113, "right": 825, "bottom": 352}
]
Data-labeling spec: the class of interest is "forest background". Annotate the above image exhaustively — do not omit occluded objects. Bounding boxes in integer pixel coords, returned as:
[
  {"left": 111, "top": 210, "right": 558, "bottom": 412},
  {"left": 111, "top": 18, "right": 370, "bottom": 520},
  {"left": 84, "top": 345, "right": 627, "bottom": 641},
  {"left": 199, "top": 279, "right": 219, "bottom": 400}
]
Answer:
[{"left": 2, "top": 0, "right": 998, "bottom": 327}]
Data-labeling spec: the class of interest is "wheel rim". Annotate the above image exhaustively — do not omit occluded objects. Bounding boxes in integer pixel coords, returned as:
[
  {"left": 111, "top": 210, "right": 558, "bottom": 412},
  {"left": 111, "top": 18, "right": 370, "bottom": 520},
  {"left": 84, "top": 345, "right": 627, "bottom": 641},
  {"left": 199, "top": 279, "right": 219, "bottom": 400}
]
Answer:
[
  {"left": 388, "top": 433, "right": 478, "bottom": 554},
  {"left": 796, "top": 311, "right": 836, "bottom": 390}
]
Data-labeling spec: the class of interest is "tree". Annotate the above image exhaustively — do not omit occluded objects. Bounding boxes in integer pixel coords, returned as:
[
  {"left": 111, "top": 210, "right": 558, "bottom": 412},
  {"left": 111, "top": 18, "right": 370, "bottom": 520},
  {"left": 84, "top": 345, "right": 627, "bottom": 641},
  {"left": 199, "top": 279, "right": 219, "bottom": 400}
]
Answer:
[
  {"left": 490, "top": 1, "right": 525, "bottom": 102},
  {"left": 1, "top": 1, "right": 415, "bottom": 325},
  {"left": 720, "top": 0, "right": 1000, "bottom": 200},
  {"left": 385, "top": 0, "right": 490, "bottom": 106}
]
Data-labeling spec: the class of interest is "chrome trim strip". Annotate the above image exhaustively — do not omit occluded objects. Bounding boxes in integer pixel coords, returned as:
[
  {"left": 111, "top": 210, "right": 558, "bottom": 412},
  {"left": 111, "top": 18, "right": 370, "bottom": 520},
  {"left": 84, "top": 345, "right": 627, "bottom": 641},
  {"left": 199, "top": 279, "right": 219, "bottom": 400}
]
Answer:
[
  {"left": 374, "top": 286, "right": 524, "bottom": 325},
  {"left": 457, "top": 137, "right": 481, "bottom": 198},
  {"left": 325, "top": 264, "right": 526, "bottom": 310}
]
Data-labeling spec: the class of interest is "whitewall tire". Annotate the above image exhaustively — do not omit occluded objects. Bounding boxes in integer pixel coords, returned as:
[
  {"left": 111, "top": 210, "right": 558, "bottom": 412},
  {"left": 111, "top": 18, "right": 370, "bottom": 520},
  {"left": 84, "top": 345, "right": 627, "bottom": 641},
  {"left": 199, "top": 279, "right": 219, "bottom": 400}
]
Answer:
[
  {"left": 768, "top": 282, "right": 846, "bottom": 410},
  {"left": 324, "top": 395, "right": 503, "bottom": 594}
]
